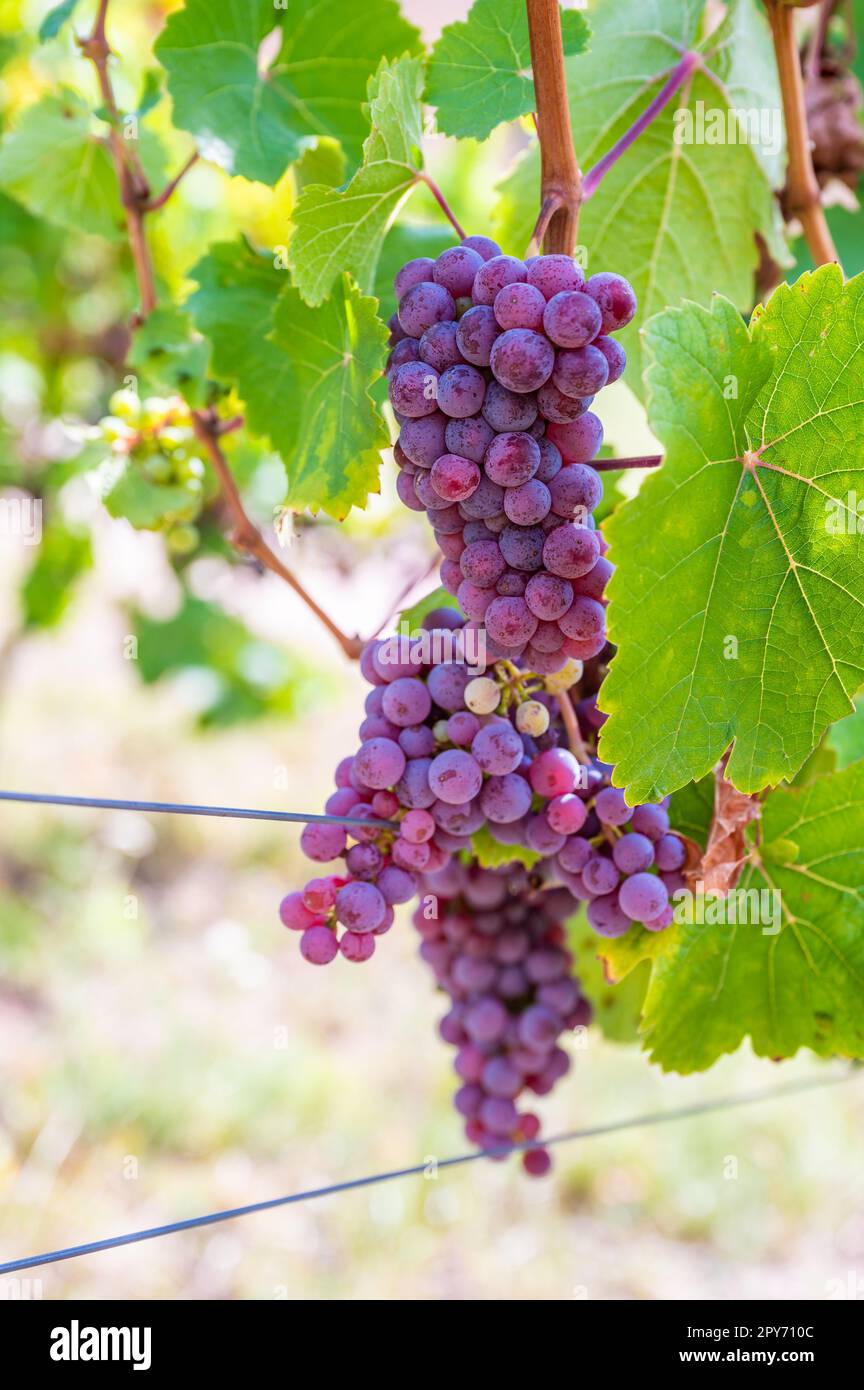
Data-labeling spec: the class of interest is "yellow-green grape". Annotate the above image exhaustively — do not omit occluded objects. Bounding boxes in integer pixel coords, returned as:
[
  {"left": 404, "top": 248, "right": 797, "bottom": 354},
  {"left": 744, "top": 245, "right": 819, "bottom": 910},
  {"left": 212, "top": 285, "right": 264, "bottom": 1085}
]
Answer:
[
  {"left": 515, "top": 700, "right": 550, "bottom": 736},
  {"left": 108, "top": 388, "right": 141, "bottom": 423},
  {"left": 159, "top": 426, "right": 189, "bottom": 453},
  {"left": 176, "top": 454, "right": 205, "bottom": 482},
  {"left": 433, "top": 718, "right": 450, "bottom": 742},
  {"left": 143, "top": 453, "right": 174, "bottom": 484},
  {"left": 166, "top": 523, "right": 200, "bottom": 556},
  {"left": 464, "top": 676, "right": 500, "bottom": 714},
  {"left": 543, "top": 659, "right": 583, "bottom": 695},
  {"left": 100, "top": 415, "right": 134, "bottom": 445},
  {"left": 139, "top": 396, "right": 170, "bottom": 429}
]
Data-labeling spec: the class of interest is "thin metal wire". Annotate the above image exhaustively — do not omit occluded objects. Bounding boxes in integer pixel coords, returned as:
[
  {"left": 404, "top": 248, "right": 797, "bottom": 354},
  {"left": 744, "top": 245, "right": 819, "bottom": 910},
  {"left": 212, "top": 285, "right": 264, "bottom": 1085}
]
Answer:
[
  {"left": 0, "top": 791, "right": 398, "bottom": 830},
  {"left": 0, "top": 1069, "right": 856, "bottom": 1276}
]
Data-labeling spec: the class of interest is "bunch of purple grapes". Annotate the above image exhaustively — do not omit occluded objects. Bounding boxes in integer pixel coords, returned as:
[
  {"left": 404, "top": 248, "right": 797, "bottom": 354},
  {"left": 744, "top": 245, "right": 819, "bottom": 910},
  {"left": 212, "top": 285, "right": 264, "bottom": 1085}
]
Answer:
[
  {"left": 414, "top": 864, "right": 591, "bottom": 1176},
  {"left": 387, "top": 237, "right": 634, "bottom": 673},
  {"left": 279, "top": 609, "right": 687, "bottom": 967}
]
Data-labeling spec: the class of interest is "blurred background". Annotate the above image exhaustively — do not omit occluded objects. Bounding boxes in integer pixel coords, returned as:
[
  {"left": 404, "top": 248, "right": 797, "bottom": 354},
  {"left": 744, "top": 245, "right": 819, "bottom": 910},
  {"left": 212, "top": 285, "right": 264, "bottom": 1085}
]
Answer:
[{"left": 0, "top": 0, "right": 862, "bottom": 1301}]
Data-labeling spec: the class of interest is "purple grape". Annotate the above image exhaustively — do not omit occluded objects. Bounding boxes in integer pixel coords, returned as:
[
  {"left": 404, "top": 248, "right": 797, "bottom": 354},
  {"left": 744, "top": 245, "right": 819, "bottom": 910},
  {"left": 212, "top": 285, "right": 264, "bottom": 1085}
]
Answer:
[
  {"left": 530, "top": 620, "right": 564, "bottom": 652},
  {"left": 582, "top": 854, "right": 620, "bottom": 896},
  {"left": 300, "top": 925, "right": 339, "bottom": 964},
  {"left": 399, "top": 725, "right": 436, "bottom": 758},
  {"left": 433, "top": 245, "right": 485, "bottom": 297},
  {"left": 472, "top": 255, "right": 527, "bottom": 305},
  {"left": 395, "top": 257, "right": 435, "bottom": 299},
  {"left": 464, "top": 996, "right": 509, "bottom": 1043},
  {"left": 595, "top": 786, "right": 631, "bottom": 826},
  {"left": 549, "top": 463, "right": 603, "bottom": 518},
  {"left": 528, "top": 747, "right": 579, "bottom": 797},
  {"left": 395, "top": 757, "right": 436, "bottom": 809},
  {"left": 353, "top": 736, "right": 407, "bottom": 790},
  {"left": 437, "top": 363, "right": 486, "bottom": 418},
  {"left": 547, "top": 412, "right": 604, "bottom": 463},
  {"left": 553, "top": 345, "right": 609, "bottom": 397},
  {"left": 572, "top": 555, "right": 613, "bottom": 602},
  {"left": 526, "top": 255, "right": 585, "bottom": 299},
  {"left": 542, "top": 291, "right": 602, "bottom": 349},
  {"left": 559, "top": 595, "right": 605, "bottom": 642},
  {"left": 525, "top": 572, "right": 573, "bottom": 620},
  {"left": 431, "top": 452, "right": 481, "bottom": 501},
  {"left": 389, "top": 360, "right": 439, "bottom": 418},
  {"left": 585, "top": 272, "right": 637, "bottom": 332},
  {"left": 429, "top": 749, "right": 483, "bottom": 804},
  {"left": 484, "top": 431, "right": 541, "bottom": 486},
  {"left": 618, "top": 872, "right": 669, "bottom": 923},
  {"left": 534, "top": 438, "right": 563, "bottom": 482},
  {"left": 335, "top": 880, "right": 386, "bottom": 933},
  {"left": 503, "top": 479, "right": 551, "bottom": 525},
  {"left": 432, "top": 798, "right": 485, "bottom": 835},
  {"left": 498, "top": 523, "right": 546, "bottom": 571},
  {"left": 458, "top": 578, "right": 494, "bottom": 619},
  {"left": 461, "top": 235, "right": 502, "bottom": 262},
  {"left": 381, "top": 676, "right": 432, "bottom": 726},
  {"left": 537, "top": 381, "right": 591, "bottom": 423},
  {"left": 396, "top": 470, "right": 425, "bottom": 511},
  {"left": 546, "top": 794, "right": 587, "bottom": 835},
  {"left": 398, "top": 281, "right": 456, "bottom": 336},
  {"left": 447, "top": 711, "right": 480, "bottom": 746},
  {"left": 280, "top": 891, "right": 319, "bottom": 931},
  {"left": 388, "top": 337, "right": 420, "bottom": 371},
  {"left": 418, "top": 322, "right": 462, "bottom": 372},
  {"left": 485, "top": 596, "right": 538, "bottom": 647},
  {"left": 542, "top": 523, "right": 600, "bottom": 579},
  {"left": 480, "top": 772, "right": 533, "bottom": 823},
  {"left": 482, "top": 380, "right": 538, "bottom": 432},
  {"left": 458, "top": 473, "right": 504, "bottom": 519},
  {"left": 445, "top": 413, "right": 495, "bottom": 462},
  {"left": 524, "top": 815, "right": 566, "bottom": 856},
  {"left": 497, "top": 569, "right": 527, "bottom": 596},
  {"left": 299, "top": 820, "right": 347, "bottom": 863},
  {"left": 517, "top": 1005, "right": 559, "bottom": 1051},
  {"left": 490, "top": 328, "right": 555, "bottom": 393},
  {"left": 586, "top": 893, "right": 632, "bottom": 938},
  {"left": 655, "top": 834, "right": 686, "bottom": 871},
  {"left": 558, "top": 834, "right": 592, "bottom": 873},
  {"left": 594, "top": 334, "right": 626, "bottom": 384},
  {"left": 631, "top": 803, "right": 670, "bottom": 840},
  {"left": 493, "top": 281, "right": 546, "bottom": 330},
  {"left": 399, "top": 411, "right": 447, "bottom": 467},
  {"left": 426, "top": 661, "right": 471, "bottom": 711},
  {"left": 455, "top": 304, "right": 500, "bottom": 365},
  {"left": 613, "top": 832, "right": 655, "bottom": 874},
  {"left": 471, "top": 722, "right": 524, "bottom": 775},
  {"left": 340, "top": 931, "right": 376, "bottom": 962},
  {"left": 461, "top": 538, "right": 507, "bottom": 588}
]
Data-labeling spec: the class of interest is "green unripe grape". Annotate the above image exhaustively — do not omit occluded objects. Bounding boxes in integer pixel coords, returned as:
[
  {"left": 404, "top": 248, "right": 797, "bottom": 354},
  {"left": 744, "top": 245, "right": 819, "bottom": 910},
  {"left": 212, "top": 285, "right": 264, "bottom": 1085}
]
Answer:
[
  {"left": 140, "top": 396, "right": 170, "bottom": 429},
  {"left": 183, "top": 476, "right": 204, "bottom": 497},
  {"left": 433, "top": 718, "right": 450, "bottom": 742},
  {"left": 159, "top": 426, "right": 189, "bottom": 453},
  {"left": 142, "top": 453, "right": 174, "bottom": 484},
  {"left": 515, "top": 700, "right": 550, "bottom": 736},
  {"left": 100, "top": 415, "right": 133, "bottom": 444},
  {"left": 108, "top": 388, "right": 141, "bottom": 422},
  {"left": 464, "top": 676, "right": 500, "bottom": 715},
  {"left": 176, "top": 454, "right": 205, "bottom": 482},
  {"left": 166, "top": 523, "right": 200, "bottom": 556}
]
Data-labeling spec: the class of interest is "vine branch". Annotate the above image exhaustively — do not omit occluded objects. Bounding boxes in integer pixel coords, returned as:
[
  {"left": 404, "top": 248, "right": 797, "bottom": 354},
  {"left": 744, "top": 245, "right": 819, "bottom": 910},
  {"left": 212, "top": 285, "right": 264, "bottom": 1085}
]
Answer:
[
  {"left": 191, "top": 411, "right": 363, "bottom": 662},
  {"left": 526, "top": 0, "right": 582, "bottom": 255},
  {"left": 766, "top": 0, "right": 839, "bottom": 267},
  {"left": 143, "top": 152, "right": 200, "bottom": 212}
]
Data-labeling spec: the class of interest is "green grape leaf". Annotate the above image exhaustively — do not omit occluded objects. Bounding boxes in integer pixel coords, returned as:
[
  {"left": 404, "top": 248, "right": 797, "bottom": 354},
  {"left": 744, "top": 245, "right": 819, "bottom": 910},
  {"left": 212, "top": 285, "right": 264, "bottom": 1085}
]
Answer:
[
  {"left": 828, "top": 696, "right": 864, "bottom": 770},
  {"left": 38, "top": 0, "right": 79, "bottom": 41},
  {"left": 132, "top": 593, "right": 332, "bottom": 728},
  {"left": 0, "top": 92, "right": 122, "bottom": 240},
  {"left": 288, "top": 57, "right": 424, "bottom": 306},
  {"left": 127, "top": 307, "right": 209, "bottom": 406},
  {"left": 270, "top": 275, "right": 390, "bottom": 517},
  {"left": 187, "top": 240, "right": 293, "bottom": 446},
  {"left": 136, "top": 70, "right": 163, "bottom": 119},
  {"left": 154, "top": 0, "right": 421, "bottom": 186},
  {"left": 189, "top": 242, "right": 390, "bottom": 517},
  {"left": 600, "top": 761, "right": 864, "bottom": 1072},
  {"left": 426, "top": 0, "right": 589, "bottom": 141},
  {"left": 492, "top": 0, "right": 787, "bottom": 388},
  {"left": 668, "top": 774, "right": 715, "bottom": 850},
  {"left": 98, "top": 458, "right": 193, "bottom": 531},
  {"left": 566, "top": 915, "right": 648, "bottom": 1045},
  {"left": 469, "top": 824, "right": 542, "bottom": 871},
  {"left": 399, "top": 585, "right": 461, "bottom": 630},
  {"left": 293, "top": 139, "right": 347, "bottom": 193},
  {"left": 20, "top": 520, "right": 92, "bottom": 629},
  {"left": 599, "top": 267, "right": 864, "bottom": 801}
]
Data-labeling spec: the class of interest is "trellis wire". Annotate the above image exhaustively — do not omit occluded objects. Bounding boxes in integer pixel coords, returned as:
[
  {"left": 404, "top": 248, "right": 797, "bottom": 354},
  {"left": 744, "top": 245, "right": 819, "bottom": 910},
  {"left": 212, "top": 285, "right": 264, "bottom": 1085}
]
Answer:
[
  {"left": 0, "top": 790, "right": 398, "bottom": 830},
  {"left": 0, "top": 1069, "right": 857, "bottom": 1276}
]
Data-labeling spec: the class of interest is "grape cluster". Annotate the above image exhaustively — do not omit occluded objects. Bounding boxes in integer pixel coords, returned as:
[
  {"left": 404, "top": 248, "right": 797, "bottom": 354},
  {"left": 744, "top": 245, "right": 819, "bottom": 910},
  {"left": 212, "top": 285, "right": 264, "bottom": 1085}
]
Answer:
[
  {"left": 98, "top": 390, "right": 206, "bottom": 554},
  {"left": 387, "top": 238, "right": 634, "bottom": 673},
  {"left": 414, "top": 866, "right": 591, "bottom": 1176}
]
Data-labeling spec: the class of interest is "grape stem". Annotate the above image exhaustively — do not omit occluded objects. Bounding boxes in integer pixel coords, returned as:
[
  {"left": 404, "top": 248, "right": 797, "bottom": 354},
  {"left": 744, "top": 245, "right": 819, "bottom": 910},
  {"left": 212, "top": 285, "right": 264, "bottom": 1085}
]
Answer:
[
  {"left": 765, "top": 0, "right": 839, "bottom": 267},
  {"left": 593, "top": 455, "right": 663, "bottom": 473},
  {"left": 191, "top": 411, "right": 364, "bottom": 661},
  {"left": 417, "top": 173, "right": 466, "bottom": 240},
  {"left": 556, "top": 690, "right": 590, "bottom": 766},
  {"left": 581, "top": 52, "right": 703, "bottom": 201},
  {"left": 78, "top": 0, "right": 156, "bottom": 317},
  {"left": 143, "top": 152, "right": 200, "bottom": 212},
  {"left": 526, "top": 0, "right": 583, "bottom": 255}
]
